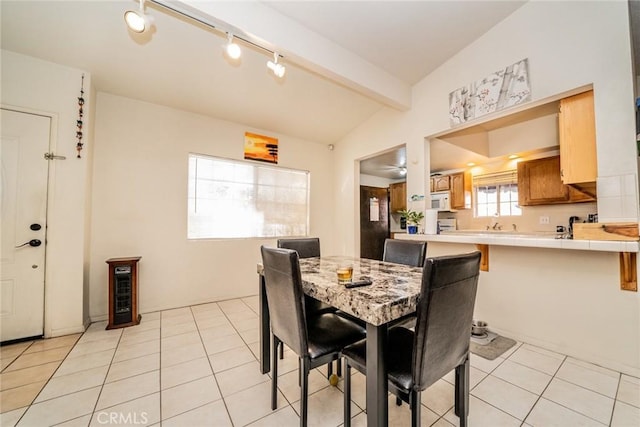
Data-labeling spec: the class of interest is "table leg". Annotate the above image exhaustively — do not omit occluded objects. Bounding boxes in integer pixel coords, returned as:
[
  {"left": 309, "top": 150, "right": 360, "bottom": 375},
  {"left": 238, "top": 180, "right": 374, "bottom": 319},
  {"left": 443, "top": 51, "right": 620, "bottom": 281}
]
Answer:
[
  {"left": 366, "top": 322, "right": 388, "bottom": 427},
  {"left": 259, "top": 274, "right": 270, "bottom": 374}
]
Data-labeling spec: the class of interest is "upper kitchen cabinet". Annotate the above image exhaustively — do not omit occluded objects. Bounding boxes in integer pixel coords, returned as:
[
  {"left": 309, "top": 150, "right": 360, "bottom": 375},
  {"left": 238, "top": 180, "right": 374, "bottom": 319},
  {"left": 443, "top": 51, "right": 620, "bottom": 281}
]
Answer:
[
  {"left": 389, "top": 181, "right": 406, "bottom": 213},
  {"left": 431, "top": 175, "right": 450, "bottom": 192},
  {"left": 558, "top": 90, "right": 597, "bottom": 192},
  {"left": 450, "top": 172, "right": 471, "bottom": 209}
]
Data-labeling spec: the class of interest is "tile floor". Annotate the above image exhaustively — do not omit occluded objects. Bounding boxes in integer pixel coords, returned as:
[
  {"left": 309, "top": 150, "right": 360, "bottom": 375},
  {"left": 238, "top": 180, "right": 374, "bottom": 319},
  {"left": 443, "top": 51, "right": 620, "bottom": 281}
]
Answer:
[{"left": 1, "top": 296, "right": 639, "bottom": 426}]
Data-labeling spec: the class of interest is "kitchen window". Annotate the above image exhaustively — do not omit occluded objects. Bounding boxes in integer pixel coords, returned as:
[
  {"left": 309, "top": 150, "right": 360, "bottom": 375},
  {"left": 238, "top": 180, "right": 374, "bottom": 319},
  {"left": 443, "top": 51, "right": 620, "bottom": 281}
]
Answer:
[
  {"left": 188, "top": 153, "right": 310, "bottom": 239},
  {"left": 473, "top": 170, "right": 521, "bottom": 217}
]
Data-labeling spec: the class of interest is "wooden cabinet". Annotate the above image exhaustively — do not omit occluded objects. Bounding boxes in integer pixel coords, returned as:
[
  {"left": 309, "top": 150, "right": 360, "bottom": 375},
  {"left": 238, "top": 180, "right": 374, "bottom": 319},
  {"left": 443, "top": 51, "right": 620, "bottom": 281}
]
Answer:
[
  {"left": 450, "top": 172, "right": 471, "bottom": 209},
  {"left": 518, "top": 156, "right": 595, "bottom": 206},
  {"left": 559, "top": 90, "right": 597, "bottom": 185},
  {"left": 389, "top": 182, "right": 406, "bottom": 213},
  {"left": 431, "top": 175, "right": 450, "bottom": 192}
]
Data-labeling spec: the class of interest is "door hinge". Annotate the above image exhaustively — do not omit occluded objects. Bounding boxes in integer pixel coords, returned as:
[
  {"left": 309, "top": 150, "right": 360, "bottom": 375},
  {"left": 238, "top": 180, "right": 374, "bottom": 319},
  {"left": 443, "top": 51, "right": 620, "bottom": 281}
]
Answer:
[{"left": 44, "top": 153, "right": 66, "bottom": 160}]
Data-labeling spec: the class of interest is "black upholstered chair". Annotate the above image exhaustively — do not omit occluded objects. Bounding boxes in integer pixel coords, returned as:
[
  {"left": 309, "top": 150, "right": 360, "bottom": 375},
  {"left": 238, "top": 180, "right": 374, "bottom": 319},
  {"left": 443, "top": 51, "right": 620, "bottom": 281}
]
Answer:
[
  {"left": 382, "top": 238, "right": 427, "bottom": 267},
  {"left": 261, "top": 246, "right": 366, "bottom": 427},
  {"left": 342, "top": 251, "right": 482, "bottom": 427}
]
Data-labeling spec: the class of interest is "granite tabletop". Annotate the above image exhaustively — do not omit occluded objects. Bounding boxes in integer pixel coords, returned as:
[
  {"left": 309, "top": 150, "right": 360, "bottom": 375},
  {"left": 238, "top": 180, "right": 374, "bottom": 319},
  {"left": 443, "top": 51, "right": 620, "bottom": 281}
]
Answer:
[{"left": 298, "top": 256, "right": 423, "bottom": 326}]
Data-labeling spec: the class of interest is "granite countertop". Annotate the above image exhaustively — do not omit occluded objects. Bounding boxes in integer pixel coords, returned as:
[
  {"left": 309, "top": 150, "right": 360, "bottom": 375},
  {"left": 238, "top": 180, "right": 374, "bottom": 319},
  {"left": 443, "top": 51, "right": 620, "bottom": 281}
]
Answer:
[
  {"left": 298, "top": 256, "right": 423, "bottom": 326},
  {"left": 395, "top": 231, "right": 639, "bottom": 253}
]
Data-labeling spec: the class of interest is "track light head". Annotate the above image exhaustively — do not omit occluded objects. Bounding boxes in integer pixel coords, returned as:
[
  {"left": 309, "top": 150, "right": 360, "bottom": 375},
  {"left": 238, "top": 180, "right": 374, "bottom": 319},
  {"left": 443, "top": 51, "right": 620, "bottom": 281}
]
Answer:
[
  {"left": 124, "top": 0, "right": 153, "bottom": 33},
  {"left": 267, "top": 52, "right": 286, "bottom": 78},
  {"left": 225, "top": 33, "right": 242, "bottom": 60}
]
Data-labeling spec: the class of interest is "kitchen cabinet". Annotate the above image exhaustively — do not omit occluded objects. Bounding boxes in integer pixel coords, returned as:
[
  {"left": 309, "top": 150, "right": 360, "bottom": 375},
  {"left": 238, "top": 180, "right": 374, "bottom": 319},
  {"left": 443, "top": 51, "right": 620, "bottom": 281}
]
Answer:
[
  {"left": 389, "top": 182, "right": 406, "bottom": 213},
  {"left": 450, "top": 172, "right": 471, "bottom": 209},
  {"left": 518, "top": 156, "right": 595, "bottom": 206},
  {"left": 558, "top": 90, "right": 597, "bottom": 186},
  {"left": 431, "top": 175, "right": 450, "bottom": 192}
]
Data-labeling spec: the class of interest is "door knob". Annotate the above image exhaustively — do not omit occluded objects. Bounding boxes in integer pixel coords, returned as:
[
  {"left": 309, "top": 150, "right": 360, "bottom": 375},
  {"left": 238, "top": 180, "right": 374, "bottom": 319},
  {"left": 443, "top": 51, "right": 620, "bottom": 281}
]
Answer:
[
  {"left": 30, "top": 224, "right": 42, "bottom": 231},
  {"left": 16, "top": 239, "right": 42, "bottom": 248}
]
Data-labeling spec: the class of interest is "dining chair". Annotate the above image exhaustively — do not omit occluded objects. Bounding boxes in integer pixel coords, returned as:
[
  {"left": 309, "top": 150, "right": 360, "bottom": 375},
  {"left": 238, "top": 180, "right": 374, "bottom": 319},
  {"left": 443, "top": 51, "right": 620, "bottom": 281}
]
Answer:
[
  {"left": 277, "top": 237, "right": 341, "bottom": 378},
  {"left": 342, "top": 251, "right": 482, "bottom": 427},
  {"left": 261, "top": 246, "right": 366, "bottom": 427},
  {"left": 382, "top": 238, "right": 427, "bottom": 267}
]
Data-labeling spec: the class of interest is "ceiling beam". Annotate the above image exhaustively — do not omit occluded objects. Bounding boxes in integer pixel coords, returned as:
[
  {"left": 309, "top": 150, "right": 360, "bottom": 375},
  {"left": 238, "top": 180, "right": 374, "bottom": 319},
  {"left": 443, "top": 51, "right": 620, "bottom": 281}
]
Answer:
[{"left": 154, "top": 0, "right": 412, "bottom": 110}]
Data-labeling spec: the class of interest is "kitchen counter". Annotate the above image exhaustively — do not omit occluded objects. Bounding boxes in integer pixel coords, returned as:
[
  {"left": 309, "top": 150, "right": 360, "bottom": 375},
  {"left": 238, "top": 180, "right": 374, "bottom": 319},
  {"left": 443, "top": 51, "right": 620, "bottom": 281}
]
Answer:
[{"left": 395, "top": 231, "right": 639, "bottom": 253}]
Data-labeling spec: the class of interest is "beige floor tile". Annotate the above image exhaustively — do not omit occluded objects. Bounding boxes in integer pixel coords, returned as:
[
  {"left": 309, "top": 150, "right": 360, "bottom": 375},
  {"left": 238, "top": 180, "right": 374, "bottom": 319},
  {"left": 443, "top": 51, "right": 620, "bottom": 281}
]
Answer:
[
  {"left": 0, "top": 361, "right": 59, "bottom": 391},
  {"left": 192, "top": 308, "right": 224, "bottom": 321},
  {"left": 162, "top": 399, "right": 231, "bottom": 427},
  {"left": 139, "top": 311, "right": 160, "bottom": 321},
  {"left": 470, "top": 353, "right": 505, "bottom": 374},
  {"left": 160, "top": 376, "right": 221, "bottom": 420},
  {"left": 611, "top": 400, "right": 640, "bottom": 427},
  {"left": 202, "top": 333, "right": 245, "bottom": 356},
  {"left": 161, "top": 357, "right": 212, "bottom": 390},
  {"left": 556, "top": 358, "right": 620, "bottom": 398},
  {"left": 23, "top": 335, "right": 81, "bottom": 354},
  {"left": 239, "top": 328, "right": 260, "bottom": 344},
  {"left": 36, "top": 364, "right": 109, "bottom": 403},
  {"left": 471, "top": 375, "right": 538, "bottom": 420},
  {"left": 96, "top": 371, "right": 159, "bottom": 410},
  {"left": 216, "top": 360, "right": 270, "bottom": 397},
  {"left": 4, "top": 347, "right": 70, "bottom": 372},
  {"left": 389, "top": 397, "right": 439, "bottom": 427},
  {"left": 17, "top": 386, "right": 100, "bottom": 426},
  {"left": 121, "top": 319, "right": 160, "bottom": 336},
  {"left": 337, "top": 370, "right": 366, "bottom": 410},
  {"left": 0, "top": 406, "right": 28, "bottom": 426},
  {"left": 246, "top": 405, "right": 299, "bottom": 426},
  {"left": 112, "top": 340, "right": 159, "bottom": 364},
  {"left": 67, "top": 337, "right": 119, "bottom": 359},
  {"left": 431, "top": 418, "right": 456, "bottom": 427},
  {"left": 118, "top": 328, "right": 159, "bottom": 347},
  {"left": 190, "top": 302, "right": 222, "bottom": 314},
  {"left": 229, "top": 316, "right": 259, "bottom": 332},
  {"left": 198, "top": 324, "right": 237, "bottom": 341},
  {"left": 225, "top": 381, "right": 287, "bottom": 426},
  {"left": 160, "top": 314, "right": 195, "bottom": 328},
  {"left": 507, "top": 346, "right": 564, "bottom": 376},
  {"left": 0, "top": 342, "right": 32, "bottom": 361},
  {"left": 274, "top": 368, "right": 329, "bottom": 404},
  {"left": 543, "top": 377, "right": 614, "bottom": 424},
  {"left": 290, "top": 385, "right": 354, "bottom": 427},
  {"left": 0, "top": 357, "right": 17, "bottom": 372},
  {"left": 443, "top": 366, "right": 488, "bottom": 391},
  {"left": 241, "top": 296, "right": 259, "bottom": 313},
  {"left": 160, "top": 322, "right": 197, "bottom": 338},
  {"left": 443, "top": 395, "right": 521, "bottom": 427},
  {"left": 77, "top": 328, "right": 121, "bottom": 345},
  {"left": 55, "top": 348, "right": 114, "bottom": 377},
  {"left": 105, "top": 353, "right": 159, "bottom": 383},
  {"left": 55, "top": 414, "right": 92, "bottom": 426},
  {"left": 160, "top": 331, "right": 201, "bottom": 351},
  {"left": 218, "top": 299, "right": 251, "bottom": 314},
  {"left": 617, "top": 374, "right": 640, "bottom": 408},
  {"left": 226, "top": 310, "right": 258, "bottom": 323},
  {"left": 525, "top": 397, "right": 604, "bottom": 427},
  {"left": 491, "top": 359, "right": 553, "bottom": 395},
  {"left": 0, "top": 381, "right": 46, "bottom": 413},
  {"left": 161, "top": 342, "right": 206, "bottom": 368},
  {"left": 90, "top": 392, "right": 160, "bottom": 426},
  {"left": 161, "top": 307, "right": 192, "bottom": 319},
  {"left": 421, "top": 379, "right": 455, "bottom": 416},
  {"left": 195, "top": 315, "right": 231, "bottom": 331},
  {"left": 209, "top": 345, "right": 256, "bottom": 373}
]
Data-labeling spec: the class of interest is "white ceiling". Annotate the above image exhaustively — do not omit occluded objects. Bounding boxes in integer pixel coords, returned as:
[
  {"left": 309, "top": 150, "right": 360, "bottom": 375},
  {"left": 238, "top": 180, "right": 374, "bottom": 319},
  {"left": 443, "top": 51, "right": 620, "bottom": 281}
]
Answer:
[{"left": 1, "top": 0, "right": 527, "bottom": 172}]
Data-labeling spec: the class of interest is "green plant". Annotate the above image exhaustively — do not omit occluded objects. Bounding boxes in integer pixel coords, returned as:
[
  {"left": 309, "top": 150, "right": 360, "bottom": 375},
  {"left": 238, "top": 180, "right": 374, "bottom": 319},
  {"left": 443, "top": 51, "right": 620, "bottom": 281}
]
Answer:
[{"left": 398, "top": 209, "right": 424, "bottom": 226}]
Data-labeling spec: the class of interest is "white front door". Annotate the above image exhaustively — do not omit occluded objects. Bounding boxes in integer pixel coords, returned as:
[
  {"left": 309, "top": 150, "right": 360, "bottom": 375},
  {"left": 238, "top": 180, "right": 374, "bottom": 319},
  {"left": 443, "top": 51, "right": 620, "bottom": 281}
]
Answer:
[{"left": 1, "top": 108, "right": 50, "bottom": 342}]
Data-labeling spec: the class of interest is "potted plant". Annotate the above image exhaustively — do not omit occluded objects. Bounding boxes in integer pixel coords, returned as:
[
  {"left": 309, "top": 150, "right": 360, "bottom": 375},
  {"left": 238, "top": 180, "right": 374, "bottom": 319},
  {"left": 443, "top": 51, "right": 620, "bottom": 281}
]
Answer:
[{"left": 398, "top": 209, "right": 424, "bottom": 234}]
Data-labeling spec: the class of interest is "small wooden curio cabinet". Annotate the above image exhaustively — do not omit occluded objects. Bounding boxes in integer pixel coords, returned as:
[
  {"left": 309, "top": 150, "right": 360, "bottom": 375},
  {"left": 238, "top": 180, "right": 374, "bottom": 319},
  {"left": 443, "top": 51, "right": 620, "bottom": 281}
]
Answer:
[{"left": 106, "top": 257, "right": 142, "bottom": 330}]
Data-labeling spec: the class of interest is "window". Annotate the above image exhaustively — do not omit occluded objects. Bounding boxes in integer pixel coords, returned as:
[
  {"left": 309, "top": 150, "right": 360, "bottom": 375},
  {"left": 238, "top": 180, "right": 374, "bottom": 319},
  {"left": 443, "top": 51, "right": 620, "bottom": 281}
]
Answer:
[
  {"left": 188, "top": 154, "right": 310, "bottom": 239},
  {"left": 473, "top": 170, "right": 521, "bottom": 217}
]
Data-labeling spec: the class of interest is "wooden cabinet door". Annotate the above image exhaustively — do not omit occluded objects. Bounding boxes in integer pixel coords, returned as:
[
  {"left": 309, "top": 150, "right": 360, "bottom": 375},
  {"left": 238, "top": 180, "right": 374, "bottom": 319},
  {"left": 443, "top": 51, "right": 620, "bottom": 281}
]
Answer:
[
  {"left": 518, "top": 156, "right": 569, "bottom": 206},
  {"left": 450, "top": 172, "right": 468, "bottom": 209},
  {"left": 559, "top": 90, "right": 597, "bottom": 184},
  {"left": 389, "top": 182, "right": 406, "bottom": 213},
  {"left": 432, "top": 175, "right": 450, "bottom": 192}
]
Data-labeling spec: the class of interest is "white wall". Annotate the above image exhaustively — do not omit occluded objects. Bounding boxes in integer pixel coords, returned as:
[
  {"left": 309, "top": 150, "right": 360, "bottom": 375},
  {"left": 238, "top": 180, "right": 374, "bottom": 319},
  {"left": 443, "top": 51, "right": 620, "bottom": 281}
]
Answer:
[
  {"left": 89, "top": 93, "right": 335, "bottom": 318},
  {"left": 333, "top": 2, "right": 640, "bottom": 373},
  {"left": 1, "top": 50, "right": 92, "bottom": 337}
]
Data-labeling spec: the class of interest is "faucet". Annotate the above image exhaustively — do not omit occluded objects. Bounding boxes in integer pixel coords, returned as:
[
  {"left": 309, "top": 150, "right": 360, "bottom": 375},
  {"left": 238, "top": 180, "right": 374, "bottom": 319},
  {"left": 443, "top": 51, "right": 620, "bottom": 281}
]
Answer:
[
  {"left": 492, "top": 222, "right": 502, "bottom": 230},
  {"left": 512, "top": 224, "right": 517, "bottom": 231}
]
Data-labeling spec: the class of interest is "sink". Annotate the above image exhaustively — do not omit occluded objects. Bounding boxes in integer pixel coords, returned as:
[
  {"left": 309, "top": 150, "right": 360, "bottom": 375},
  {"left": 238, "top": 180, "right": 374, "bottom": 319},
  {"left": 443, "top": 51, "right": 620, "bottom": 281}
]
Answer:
[{"left": 441, "top": 230, "right": 557, "bottom": 239}]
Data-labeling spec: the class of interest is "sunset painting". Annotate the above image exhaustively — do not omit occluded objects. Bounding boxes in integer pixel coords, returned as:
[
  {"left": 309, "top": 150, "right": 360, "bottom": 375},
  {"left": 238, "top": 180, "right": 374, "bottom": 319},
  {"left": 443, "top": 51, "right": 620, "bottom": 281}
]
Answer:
[{"left": 244, "top": 132, "right": 279, "bottom": 164}]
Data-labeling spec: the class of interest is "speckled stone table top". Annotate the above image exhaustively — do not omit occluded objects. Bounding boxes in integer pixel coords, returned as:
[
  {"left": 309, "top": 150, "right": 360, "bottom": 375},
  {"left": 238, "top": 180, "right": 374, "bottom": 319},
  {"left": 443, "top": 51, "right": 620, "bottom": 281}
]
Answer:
[{"left": 298, "top": 256, "right": 423, "bottom": 326}]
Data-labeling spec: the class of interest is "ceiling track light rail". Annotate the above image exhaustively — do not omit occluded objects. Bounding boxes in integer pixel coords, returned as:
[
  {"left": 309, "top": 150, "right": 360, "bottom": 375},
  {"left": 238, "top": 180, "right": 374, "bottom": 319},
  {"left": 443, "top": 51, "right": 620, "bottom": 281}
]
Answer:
[{"left": 127, "top": 0, "right": 286, "bottom": 77}]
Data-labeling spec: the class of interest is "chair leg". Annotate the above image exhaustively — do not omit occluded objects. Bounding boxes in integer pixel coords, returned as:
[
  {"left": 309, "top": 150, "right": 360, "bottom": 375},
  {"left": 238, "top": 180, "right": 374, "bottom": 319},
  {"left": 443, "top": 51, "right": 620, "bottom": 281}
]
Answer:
[
  {"left": 336, "top": 358, "right": 342, "bottom": 377},
  {"left": 327, "top": 361, "right": 333, "bottom": 379},
  {"left": 410, "top": 390, "right": 421, "bottom": 427},
  {"left": 455, "top": 355, "right": 470, "bottom": 427},
  {"left": 344, "top": 359, "right": 351, "bottom": 427},
  {"left": 396, "top": 396, "right": 402, "bottom": 406},
  {"left": 271, "top": 335, "right": 279, "bottom": 410},
  {"left": 300, "top": 357, "right": 309, "bottom": 427},
  {"left": 279, "top": 341, "right": 284, "bottom": 359}
]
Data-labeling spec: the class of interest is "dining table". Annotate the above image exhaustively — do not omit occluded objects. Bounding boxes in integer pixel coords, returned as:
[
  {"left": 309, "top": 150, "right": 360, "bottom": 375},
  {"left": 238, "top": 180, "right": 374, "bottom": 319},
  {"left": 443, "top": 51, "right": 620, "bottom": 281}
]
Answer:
[{"left": 257, "top": 255, "right": 424, "bottom": 427}]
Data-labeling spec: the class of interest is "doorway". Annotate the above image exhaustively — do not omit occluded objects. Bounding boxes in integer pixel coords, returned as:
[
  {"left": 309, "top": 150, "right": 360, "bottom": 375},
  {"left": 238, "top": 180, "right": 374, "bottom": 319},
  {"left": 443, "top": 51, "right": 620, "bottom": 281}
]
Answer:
[{"left": 1, "top": 108, "right": 50, "bottom": 342}]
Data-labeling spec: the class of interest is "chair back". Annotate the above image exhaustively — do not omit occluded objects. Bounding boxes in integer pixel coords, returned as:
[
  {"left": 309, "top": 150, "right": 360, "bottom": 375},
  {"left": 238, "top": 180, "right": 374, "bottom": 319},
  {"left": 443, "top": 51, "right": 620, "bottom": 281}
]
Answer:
[
  {"left": 261, "top": 246, "right": 308, "bottom": 357},
  {"left": 277, "top": 238, "right": 320, "bottom": 259},
  {"left": 382, "top": 238, "right": 427, "bottom": 267},
  {"left": 412, "top": 251, "right": 481, "bottom": 390}
]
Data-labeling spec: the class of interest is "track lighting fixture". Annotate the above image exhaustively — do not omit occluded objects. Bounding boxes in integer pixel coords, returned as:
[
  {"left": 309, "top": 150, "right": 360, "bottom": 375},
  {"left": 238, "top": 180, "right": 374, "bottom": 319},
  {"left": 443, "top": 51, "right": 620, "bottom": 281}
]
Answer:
[
  {"left": 267, "top": 52, "right": 286, "bottom": 78},
  {"left": 225, "top": 33, "right": 242, "bottom": 60},
  {"left": 124, "top": 0, "right": 153, "bottom": 33}
]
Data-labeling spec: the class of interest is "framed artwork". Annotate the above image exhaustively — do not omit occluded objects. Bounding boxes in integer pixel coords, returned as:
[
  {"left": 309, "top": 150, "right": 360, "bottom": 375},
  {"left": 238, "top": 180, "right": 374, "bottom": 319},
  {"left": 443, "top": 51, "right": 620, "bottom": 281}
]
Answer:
[
  {"left": 449, "top": 58, "right": 531, "bottom": 127},
  {"left": 244, "top": 132, "right": 278, "bottom": 164}
]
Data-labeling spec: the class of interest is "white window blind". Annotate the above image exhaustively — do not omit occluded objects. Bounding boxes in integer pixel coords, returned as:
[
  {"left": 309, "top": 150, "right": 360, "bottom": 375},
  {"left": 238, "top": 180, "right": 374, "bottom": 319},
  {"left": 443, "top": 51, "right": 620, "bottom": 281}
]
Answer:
[
  {"left": 473, "top": 170, "right": 521, "bottom": 218},
  {"left": 188, "top": 154, "right": 310, "bottom": 239}
]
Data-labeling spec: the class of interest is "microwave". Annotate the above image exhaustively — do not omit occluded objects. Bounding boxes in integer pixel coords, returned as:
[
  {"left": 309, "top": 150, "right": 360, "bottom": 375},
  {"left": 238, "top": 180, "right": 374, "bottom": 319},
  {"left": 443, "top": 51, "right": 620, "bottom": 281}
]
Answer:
[{"left": 431, "top": 191, "right": 455, "bottom": 212}]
